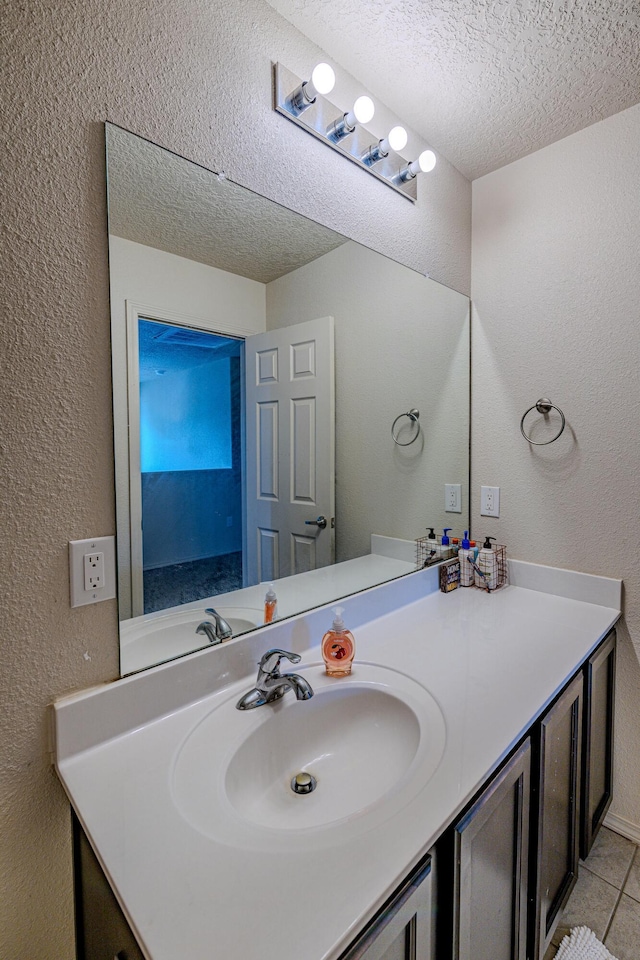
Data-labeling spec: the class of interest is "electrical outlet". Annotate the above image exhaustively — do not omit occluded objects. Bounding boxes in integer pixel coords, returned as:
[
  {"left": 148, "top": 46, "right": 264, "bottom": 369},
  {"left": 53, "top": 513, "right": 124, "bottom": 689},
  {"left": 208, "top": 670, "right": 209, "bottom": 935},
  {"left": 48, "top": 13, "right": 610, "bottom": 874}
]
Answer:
[
  {"left": 226, "top": 516, "right": 233, "bottom": 527},
  {"left": 84, "top": 552, "right": 104, "bottom": 591},
  {"left": 69, "top": 536, "right": 116, "bottom": 607},
  {"left": 445, "top": 483, "right": 462, "bottom": 513},
  {"left": 480, "top": 486, "right": 500, "bottom": 518}
]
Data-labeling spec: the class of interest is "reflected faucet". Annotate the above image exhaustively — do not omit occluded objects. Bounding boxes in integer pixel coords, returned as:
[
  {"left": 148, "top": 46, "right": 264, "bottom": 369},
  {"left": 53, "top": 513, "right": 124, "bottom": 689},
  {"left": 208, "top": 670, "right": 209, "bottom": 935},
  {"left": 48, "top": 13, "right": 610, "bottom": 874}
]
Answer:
[
  {"left": 236, "top": 649, "right": 314, "bottom": 710},
  {"left": 204, "top": 608, "right": 233, "bottom": 641},
  {"left": 196, "top": 621, "right": 223, "bottom": 645}
]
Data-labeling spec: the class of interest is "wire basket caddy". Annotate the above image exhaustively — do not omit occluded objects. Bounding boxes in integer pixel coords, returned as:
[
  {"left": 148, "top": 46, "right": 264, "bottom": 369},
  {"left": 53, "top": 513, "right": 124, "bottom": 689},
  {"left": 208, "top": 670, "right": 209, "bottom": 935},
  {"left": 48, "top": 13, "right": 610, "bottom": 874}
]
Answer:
[
  {"left": 415, "top": 535, "right": 509, "bottom": 592},
  {"left": 415, "top": 535, "right": 443, "bottom": 569}
]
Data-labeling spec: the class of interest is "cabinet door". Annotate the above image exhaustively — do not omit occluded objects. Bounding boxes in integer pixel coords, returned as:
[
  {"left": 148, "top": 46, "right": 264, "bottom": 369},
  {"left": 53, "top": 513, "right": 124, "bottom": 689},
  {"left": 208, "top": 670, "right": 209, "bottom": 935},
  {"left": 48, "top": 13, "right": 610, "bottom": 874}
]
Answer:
[
  {"left": 73, "top": 814, "right": 145, "bottom": 960},
  {"left": 581, "top": 630, "right": 616, "bottom": 859},
  {"left": 340, "top": 855, "right": 433, "bottom": 960},
  {"left": 532, "top": 672, "right": 583, "bottom": 960},
  {"left": 453, "top": 738, "right": 531, "bottom": 960}
]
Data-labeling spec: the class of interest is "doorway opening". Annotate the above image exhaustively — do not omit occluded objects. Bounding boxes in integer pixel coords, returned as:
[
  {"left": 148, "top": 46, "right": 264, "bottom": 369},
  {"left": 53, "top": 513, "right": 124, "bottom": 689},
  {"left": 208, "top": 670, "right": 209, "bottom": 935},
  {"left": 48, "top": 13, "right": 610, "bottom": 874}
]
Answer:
[{"left": 137, "top": 318, "right": 244, "bottom": 613}]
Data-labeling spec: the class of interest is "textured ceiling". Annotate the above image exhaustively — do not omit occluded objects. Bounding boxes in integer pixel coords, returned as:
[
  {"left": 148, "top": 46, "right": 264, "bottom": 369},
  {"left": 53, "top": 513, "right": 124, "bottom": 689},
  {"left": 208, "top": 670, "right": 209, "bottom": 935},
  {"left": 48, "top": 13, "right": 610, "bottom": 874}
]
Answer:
[
  {"left": 106, "top": 125, "right": 347, "bottom": 283},
  {"left": 266, "top": 0, "right": 640, "bottom": 180}
]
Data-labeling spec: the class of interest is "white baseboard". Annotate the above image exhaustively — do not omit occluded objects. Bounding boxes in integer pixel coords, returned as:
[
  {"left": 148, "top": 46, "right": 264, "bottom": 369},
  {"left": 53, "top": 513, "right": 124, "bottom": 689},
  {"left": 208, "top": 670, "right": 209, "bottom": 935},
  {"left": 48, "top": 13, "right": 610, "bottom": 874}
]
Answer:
[{"left": 604, "top": 812, "right": 640, "bottom": 846}]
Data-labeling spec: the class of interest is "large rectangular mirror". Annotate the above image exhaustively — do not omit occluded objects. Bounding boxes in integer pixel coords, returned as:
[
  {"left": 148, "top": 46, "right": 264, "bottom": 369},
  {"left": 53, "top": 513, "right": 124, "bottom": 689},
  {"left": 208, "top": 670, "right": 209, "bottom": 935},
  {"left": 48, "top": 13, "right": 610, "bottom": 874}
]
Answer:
[{"left": 106, "top": 124, "right": 470, "bottom": 675}]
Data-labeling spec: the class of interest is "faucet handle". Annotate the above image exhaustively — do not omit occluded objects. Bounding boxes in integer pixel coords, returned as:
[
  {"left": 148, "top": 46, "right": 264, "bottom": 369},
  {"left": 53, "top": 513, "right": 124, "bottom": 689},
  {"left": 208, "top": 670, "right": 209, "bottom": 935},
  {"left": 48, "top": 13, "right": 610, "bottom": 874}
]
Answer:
[{"left": 258, "top": 648, "right": 301, "bottom": 677}]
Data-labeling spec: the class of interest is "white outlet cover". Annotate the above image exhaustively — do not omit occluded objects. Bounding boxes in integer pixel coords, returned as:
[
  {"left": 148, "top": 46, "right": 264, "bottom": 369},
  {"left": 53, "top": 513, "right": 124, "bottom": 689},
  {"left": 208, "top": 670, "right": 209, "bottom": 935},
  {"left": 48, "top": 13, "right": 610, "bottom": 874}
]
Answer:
[
  {"left": 445, "top": 483, "right": 462, "bottom": 513},
  {"left": 480, "top": 486, "right": 500, "bottom": 518},
  {"left": 69, "top": 536, "right": 117, "bottom": 607}
]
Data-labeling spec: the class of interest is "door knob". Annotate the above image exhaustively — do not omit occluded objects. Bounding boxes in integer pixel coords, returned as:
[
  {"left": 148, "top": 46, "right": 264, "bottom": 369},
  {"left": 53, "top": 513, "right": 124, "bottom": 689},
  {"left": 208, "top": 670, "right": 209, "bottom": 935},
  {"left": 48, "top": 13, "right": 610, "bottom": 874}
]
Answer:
[{"left": 305, "top": 516, "right": 327, "bottom": 529}]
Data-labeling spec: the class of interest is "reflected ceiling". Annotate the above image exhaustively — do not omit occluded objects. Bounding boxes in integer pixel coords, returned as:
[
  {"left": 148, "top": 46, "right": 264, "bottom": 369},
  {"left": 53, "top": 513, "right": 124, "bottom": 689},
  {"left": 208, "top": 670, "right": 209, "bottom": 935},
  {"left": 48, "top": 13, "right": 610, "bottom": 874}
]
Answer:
[{"left": 107, "top": 125, "right": 347, "bottom": 283}]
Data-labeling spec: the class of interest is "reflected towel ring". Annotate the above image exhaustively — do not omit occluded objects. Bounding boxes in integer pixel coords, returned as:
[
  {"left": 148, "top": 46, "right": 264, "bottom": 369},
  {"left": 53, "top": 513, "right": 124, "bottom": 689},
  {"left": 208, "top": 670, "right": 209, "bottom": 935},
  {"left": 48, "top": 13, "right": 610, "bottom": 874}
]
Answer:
[
  {"left": 392, "top": 408, "right": 420, "bottom": 446},
  {"left": 520, "top": 398, "right": 566, "bottom": 445}
]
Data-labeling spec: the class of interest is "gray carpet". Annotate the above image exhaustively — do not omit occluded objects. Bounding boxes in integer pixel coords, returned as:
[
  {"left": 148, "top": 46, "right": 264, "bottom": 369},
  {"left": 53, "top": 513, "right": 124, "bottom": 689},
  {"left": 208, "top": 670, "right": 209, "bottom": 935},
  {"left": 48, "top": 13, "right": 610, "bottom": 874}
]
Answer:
[{"left": 143, "top": 552, "right": 243, "bottom": 613}]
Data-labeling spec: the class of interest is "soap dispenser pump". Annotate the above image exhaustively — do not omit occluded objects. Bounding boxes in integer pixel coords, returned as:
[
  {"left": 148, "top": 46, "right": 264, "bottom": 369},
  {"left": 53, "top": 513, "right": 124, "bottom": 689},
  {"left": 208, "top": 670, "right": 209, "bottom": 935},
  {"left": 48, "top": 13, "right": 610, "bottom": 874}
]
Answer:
[
  {"left": 322, "top": 606, "right": 355, "bottom": 677},
  {"left": 439, "top": 528, "right": 453, "bottom": 559},
  {"left": 458, "top": 531, "right": 474, "bottom": 586}
]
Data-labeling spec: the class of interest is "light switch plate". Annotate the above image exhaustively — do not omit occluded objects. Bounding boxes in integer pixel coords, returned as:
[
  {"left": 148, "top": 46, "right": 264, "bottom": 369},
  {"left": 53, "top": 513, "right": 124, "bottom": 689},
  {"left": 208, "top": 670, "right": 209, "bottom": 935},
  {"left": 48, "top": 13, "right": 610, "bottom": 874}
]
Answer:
[
  {"left": 480, "top": 486, "right": 500, "bottom": 518},
  {"left": 69, "top": 536, "right": 116, "bottom": 607}
]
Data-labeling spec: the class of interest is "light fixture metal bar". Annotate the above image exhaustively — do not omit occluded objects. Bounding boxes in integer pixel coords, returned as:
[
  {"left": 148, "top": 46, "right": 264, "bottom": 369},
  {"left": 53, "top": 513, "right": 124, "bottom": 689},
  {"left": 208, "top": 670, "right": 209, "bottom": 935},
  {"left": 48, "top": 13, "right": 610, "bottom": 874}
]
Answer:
[{"left": 273, "top": 63, "right": 418, "bottom": 203}]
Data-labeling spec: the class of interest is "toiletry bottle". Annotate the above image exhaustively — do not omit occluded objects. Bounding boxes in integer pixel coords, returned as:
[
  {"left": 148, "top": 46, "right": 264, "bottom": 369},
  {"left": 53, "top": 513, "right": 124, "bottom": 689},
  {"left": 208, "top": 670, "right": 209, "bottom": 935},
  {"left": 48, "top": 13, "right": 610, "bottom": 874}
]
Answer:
[
  {"left": 264, "top": 583, "right": 278, "bottom": 623},
  {"left": 321, "top": 606, "right": 355, "bottom": 677},
  {"left": 439, "top": 528, "right": 453, "bottom": 559},
  {"left": 458, "top": 531, "right": 475, "bottom": 587},
  {"left": 423, "top": 527, "right": 438, "bottom": 566},
  {"left": 475, "top": 536, "right": 498, "bottom": 590}
]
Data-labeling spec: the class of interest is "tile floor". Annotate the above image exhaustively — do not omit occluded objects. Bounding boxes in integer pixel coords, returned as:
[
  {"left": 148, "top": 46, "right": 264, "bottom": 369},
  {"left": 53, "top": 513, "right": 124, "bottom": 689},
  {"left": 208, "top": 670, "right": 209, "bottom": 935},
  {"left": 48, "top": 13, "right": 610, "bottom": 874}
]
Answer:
[{"left": 545, "top": 827, "right": 640, "bottom": 960}]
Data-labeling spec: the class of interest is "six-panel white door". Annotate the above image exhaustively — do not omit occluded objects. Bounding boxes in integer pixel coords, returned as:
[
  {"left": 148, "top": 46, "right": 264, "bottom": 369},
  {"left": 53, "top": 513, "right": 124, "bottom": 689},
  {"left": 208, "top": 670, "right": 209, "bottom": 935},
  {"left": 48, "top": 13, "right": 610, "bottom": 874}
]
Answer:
[{"left": 245, "top": 316, "right": 335, "bottom": 585}]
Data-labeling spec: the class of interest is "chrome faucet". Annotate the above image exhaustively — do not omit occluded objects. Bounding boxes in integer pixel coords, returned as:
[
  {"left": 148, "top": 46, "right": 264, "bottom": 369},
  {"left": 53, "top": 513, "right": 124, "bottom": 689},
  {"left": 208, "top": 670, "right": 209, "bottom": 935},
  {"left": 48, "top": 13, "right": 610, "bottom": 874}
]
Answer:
[
  {"left": 195, "top": 607, "right": 233, "bottom": 646},
  {"left": 236, "top": 649, "right": 314, "bottom": 710},
  {"left": 201, "top": 607, "right": 233, "bottom": 641}
]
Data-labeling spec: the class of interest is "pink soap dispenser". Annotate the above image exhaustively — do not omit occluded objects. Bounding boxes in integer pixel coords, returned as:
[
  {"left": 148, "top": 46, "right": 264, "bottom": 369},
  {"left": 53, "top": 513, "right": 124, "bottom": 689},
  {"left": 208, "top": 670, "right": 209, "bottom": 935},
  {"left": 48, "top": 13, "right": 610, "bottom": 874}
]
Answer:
[{"left": 321, "top": 606, "right": 355, "bottom": 677}]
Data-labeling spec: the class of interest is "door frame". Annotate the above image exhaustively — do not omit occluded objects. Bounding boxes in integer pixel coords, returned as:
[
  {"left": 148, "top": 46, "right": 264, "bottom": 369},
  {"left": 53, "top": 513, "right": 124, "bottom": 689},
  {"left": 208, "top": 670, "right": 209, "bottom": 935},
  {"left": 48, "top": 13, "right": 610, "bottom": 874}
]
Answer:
[{"left": 123, "top": 300, "right": 254, "bottom": 617}]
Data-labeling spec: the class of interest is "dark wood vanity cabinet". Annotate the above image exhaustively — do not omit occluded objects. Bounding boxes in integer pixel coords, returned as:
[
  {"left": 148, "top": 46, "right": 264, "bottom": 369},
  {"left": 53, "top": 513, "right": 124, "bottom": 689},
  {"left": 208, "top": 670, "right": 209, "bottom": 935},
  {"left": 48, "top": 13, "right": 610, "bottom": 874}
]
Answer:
[{"left": 441, "top": 628, "right": 616, "bottom": 960}]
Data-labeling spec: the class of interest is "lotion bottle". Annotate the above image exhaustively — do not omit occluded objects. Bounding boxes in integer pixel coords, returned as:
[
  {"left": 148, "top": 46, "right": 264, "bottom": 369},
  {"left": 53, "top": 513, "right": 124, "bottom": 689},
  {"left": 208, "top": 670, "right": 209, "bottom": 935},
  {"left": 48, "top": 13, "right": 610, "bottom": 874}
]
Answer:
[
  {"left": 423, "top": 527, "right": 438, "bottom": 566},
  {"left": 322, "top": 606, "right": 355, "bottom": 677},
  {"left": 264, "top": 583, "right": 278, "bottom": 623},
  {"left": 475, "top": 536, "right": 498, "bottom": 590}
]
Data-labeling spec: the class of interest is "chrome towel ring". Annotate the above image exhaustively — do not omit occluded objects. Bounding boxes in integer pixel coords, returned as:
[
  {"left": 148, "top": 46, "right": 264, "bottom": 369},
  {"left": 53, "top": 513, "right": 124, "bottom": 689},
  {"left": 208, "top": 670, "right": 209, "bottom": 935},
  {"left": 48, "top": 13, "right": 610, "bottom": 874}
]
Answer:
[
  {"left": 392, "top": 408, "right": 420, "bottom": 446},
  {"left": 520, "top": 398, "right": 566, "bottom": 445}
]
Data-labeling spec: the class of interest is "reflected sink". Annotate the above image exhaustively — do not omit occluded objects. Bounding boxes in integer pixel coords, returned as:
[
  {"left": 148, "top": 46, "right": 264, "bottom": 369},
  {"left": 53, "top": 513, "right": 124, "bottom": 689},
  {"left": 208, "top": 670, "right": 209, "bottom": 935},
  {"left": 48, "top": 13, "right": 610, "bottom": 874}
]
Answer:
[
  {"left": 120, "top": 606, "right": 263, "bottom": 674},
  {"left": 171, "top": 662, "right": 446, "bottom": 851}
]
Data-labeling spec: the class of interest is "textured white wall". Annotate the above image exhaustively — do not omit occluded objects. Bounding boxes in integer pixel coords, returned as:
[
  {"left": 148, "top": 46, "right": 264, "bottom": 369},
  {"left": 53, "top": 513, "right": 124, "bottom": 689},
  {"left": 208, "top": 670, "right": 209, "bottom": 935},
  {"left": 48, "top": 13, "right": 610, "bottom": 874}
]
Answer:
[
  {"left": 267, "top": 242, "right": 470, "bottom": 558},
  {"left": 0, "top": 1, "right": 470, "bottom": 956},
  {"left": 472, "top": 102, "right": 640, "bottom": 834}
]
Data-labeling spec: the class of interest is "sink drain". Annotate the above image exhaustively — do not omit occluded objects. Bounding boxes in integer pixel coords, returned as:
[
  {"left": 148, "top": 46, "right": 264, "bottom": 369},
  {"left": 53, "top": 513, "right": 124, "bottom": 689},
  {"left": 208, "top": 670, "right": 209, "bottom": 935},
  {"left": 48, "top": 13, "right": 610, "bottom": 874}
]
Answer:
[{"left": 291, "top": 772, "right": 317, "bottom": 795}]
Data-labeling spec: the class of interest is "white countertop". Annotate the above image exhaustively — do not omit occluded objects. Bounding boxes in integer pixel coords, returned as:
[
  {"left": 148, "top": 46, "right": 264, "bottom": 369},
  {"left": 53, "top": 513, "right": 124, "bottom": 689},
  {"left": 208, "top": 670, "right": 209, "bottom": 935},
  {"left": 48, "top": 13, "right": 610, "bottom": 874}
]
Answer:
[{"left": 54, "top": 563, "right": 621, "bottom": 960}]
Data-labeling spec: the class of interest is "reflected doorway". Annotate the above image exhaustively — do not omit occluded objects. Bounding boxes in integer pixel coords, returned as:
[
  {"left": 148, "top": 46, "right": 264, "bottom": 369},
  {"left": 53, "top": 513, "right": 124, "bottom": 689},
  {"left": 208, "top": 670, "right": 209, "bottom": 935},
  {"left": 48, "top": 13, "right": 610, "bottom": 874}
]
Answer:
[{"left": 136, "top": 318, "right": 244, "bottom": 613}]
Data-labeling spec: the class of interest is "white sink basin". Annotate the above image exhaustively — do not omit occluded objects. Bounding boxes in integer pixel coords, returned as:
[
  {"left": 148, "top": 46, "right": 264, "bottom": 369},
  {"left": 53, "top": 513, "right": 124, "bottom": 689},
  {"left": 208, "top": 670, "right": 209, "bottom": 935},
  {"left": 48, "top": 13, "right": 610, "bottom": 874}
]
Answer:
[
  {"left": 171, "top": 662, "right": 446, "bottom": 851},
  {"left": 120, "top": 606, "right": 263, "bottom": 674}
]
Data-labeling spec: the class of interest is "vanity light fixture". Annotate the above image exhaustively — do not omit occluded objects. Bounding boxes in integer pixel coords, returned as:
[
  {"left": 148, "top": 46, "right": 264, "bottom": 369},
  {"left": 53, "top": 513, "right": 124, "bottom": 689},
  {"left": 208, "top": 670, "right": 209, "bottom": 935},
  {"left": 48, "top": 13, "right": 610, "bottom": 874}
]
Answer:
[
  {"left": 362, "top": 125, "right": 408, "bottom": 166},
  {"left": 273, "top": 62, "right": 435, "bottom": 202}
]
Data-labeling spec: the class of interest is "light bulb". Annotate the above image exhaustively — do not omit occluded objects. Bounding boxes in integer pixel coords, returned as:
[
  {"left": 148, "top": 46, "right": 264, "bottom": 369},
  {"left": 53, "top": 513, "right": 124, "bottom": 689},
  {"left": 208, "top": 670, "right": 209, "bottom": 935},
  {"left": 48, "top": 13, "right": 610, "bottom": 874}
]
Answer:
[
  {"left": 353, "top": 95, "right": 375, "bottom": 125},
  {"left": 362, "top": 125, "right": 408, "bottom": 166},
  {"left": 286, "top": 62, "right": 335, "bottom": 115},
  {"left": 310, "top": 62, "right": 335, "bottom": 96},
  {"left": 327, "top": 95, "right": 375, "bottom": 142},
  {"left": 387, "top": 126, "right": 408, "bottom": 151},
  {"left": 398, "top": 149, "right": 437, "bottom": 182},
  {"left": 418, "top": 149, "right": 436, "bottom": 172}
]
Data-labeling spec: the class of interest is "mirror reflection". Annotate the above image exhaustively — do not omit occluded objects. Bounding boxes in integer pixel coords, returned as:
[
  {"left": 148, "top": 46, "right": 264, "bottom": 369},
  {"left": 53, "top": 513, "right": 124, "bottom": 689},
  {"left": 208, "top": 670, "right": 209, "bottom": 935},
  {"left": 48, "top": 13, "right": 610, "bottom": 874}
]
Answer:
[{"left": 106, "top": 124, "right": 470, "bottom": 676}]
